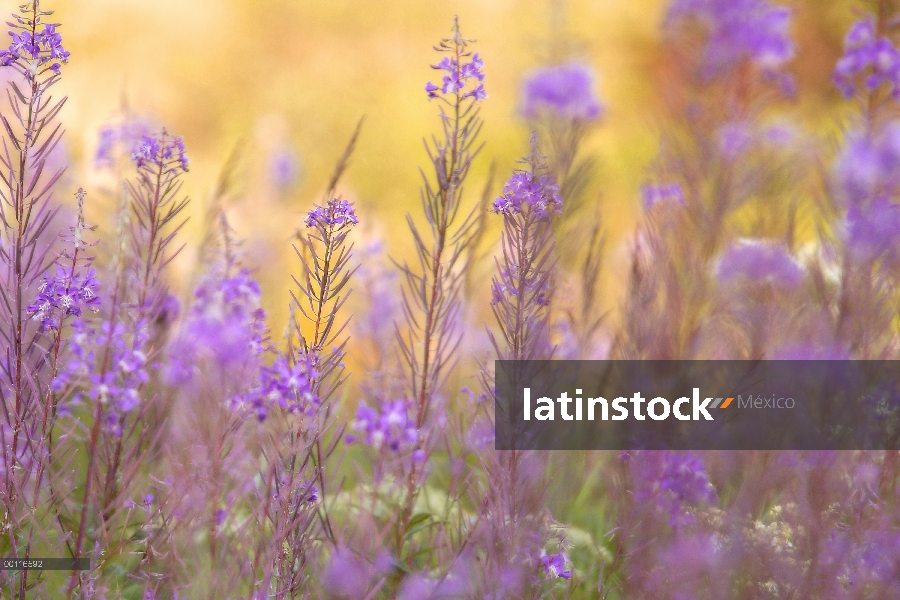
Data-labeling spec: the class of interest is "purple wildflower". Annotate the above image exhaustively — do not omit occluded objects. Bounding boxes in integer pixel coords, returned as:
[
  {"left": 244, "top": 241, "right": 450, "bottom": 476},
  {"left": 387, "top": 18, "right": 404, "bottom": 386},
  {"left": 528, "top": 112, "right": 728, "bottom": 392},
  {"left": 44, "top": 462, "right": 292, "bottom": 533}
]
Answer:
[
  {"left": 833, "top": 18, "right": 900, "bottom": 100},
  {"left": 642, "top": 182, "right": 686, "bottom": 210},
  {"left": 304, "top": 197, "right": 359, "bottom": 229},
  {"left": 425, "top": 51, "right": 486, "bottom": 100},
  {"left": 835, "top": 124, "right": 900, "bottom": 205},
  {"left": 321, "top": 547, "right": 375, "bottom": 598},
  {"left": 39, "top": 24, "right": 68, "bottom": 61},
  {"left": 306, "top": 483, "right": 319, "bottom": 503},
  {"left": 346, "top": 398, "right": 419, "bottom": 452},
  {"left": 667, "top": 0, "right": 795, "bottom": 75},
  {"left": 271, "top": 148, "right": 299, "bottom": 190},
  {"left": 845, "top": 196, "right": 900, "bottom": 266},
  {"left": 9, "top": 31, "right": 37, "bottom": 59},
  {"left": 521, "top": 63, "right": 603, "bottom": 120},
  {"left": 716, "top": 239, "right": 805, "bottom": 287},
  {"left": 491, "top": 171, "right": 562, "bottom": 220},
  {"left": 27, "top": 267, "right": 100, "bottom": 331},
  {"left": 54, "top": 318, "right": 151, "bottom": 435},
  {"left": 1, "top": 21, "right": 70, "bottom": 75},
  {"left": 165, "top": 270, "right": 267, "bottom": 385},
  {"left": 718, "top": 121, "right": 753, "bottom": 159},
  {"left": 540, "top": 551, "right": 572, "bottom": 579},
  {"left": 237, "top": 353, "right": 320, "bottom": 422},
  {"left": 132, "top": 134, "right": 189, "bottom": 175},
  {"left": 632, "top": 451, "right": 718, "bottom": 528},
  {"left": 95, "top": 117, "right": 155, "bottom": 168}
]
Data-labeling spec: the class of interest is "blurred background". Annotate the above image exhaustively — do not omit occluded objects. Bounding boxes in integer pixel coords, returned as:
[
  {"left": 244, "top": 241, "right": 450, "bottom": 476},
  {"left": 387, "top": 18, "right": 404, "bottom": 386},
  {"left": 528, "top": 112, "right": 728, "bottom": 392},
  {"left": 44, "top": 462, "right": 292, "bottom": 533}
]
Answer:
[{"left": 0, "top": 0, "right": 866, "bottom": 335}]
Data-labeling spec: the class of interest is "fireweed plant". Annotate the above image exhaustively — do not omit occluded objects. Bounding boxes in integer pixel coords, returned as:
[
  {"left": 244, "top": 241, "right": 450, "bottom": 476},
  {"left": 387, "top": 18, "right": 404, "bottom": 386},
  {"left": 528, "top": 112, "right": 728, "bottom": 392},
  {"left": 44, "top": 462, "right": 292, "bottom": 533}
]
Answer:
[{"left": 0, "top": 0, "right": 900, "bottom": 598}]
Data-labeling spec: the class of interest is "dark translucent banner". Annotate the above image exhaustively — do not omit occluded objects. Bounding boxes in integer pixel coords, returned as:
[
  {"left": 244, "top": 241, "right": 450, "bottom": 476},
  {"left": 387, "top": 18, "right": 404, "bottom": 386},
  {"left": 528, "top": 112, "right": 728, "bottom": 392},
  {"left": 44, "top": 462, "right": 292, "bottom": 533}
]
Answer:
[{"left": 494, "top": 361, "right": 900, "bottom": 450}]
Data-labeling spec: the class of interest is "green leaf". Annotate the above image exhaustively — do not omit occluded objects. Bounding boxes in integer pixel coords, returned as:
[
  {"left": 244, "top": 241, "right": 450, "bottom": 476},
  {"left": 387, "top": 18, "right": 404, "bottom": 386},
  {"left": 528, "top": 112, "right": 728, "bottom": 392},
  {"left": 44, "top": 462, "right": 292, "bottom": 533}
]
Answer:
[{"left": 404, "top": 512, "right": 432, "bottom": 532}]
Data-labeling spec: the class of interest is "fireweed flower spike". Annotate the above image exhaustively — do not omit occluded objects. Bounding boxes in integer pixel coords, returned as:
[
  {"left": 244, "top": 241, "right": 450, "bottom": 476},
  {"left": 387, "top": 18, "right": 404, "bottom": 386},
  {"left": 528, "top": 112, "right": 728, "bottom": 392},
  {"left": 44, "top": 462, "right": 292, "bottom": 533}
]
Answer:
[
  {"left": 133, "top": 133, "right": 189, "bottom": 175},
  {"left": 489, "top": 137, "right": 562, "bottom": 337},
  {"left": 391, "top": 15, "right": 485, "bottom": 570},
  {"left": 425, "top": 48, "right": 486, "bottom": 101},
  {"left": 293, "top": 196, "right": 357, "bottom": 384},
  {"left": 0, "top": 8, "right": 69, "bottom": 77},
  {"left": 402, "top": 17, "right": 485, "bottom": 429},
  {"left": 261, "top": 191, "right": 356, "bottom": 588},
  {"left": 127, "top": 129, "right": 191, "bottom": 312},
  {"left": 28, "top": 189, "right": 101, "bottom": 332}
]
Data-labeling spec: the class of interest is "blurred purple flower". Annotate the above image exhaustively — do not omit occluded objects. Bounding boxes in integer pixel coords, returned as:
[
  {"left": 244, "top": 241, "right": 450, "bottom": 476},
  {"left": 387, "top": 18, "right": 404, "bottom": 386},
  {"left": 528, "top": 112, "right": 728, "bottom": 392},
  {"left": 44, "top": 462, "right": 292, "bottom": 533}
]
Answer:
[
  {"left": 716, "top": 239, "right": 805, "bottom": 287},
  {"left": 346, "top": 398, "right": 419, "bottom": 452},
  {"left": 718, "top": 121, "right": 753, "bottom": 159},
  {"left": 836, "top": 124, "right": 900, "bottom": 205},
  {"left": 642, "top": 182, "right": 686, "bottom": 210},
  {"left": 845, "top": 196, "right": 900, "bottom": 266},
  {"left": 632, "top": 451, "right": 718, "bottom": 528},
  {"left": 271, "top": 148, "right": 299, "bottom": 190},
  {"left": 54, "top": 318, "right": 151, "bottom": 435},
  {"left": 668, "top": 0, "right": 795, "bottom": 75},
  {"left": 521, "top": 63, "right": 603, "bottom": 121},
  {"left": 95, "top": 117, "right": 155, "bottom": 168},
  {"left": 322, "top": 547, "right": 373, "bottom": 598},
  {"left": 833, "top": 18, "right": 900, "bottom": 100},
  {"left": 165, "top": 269, "right": 267, "bottom": 385}
]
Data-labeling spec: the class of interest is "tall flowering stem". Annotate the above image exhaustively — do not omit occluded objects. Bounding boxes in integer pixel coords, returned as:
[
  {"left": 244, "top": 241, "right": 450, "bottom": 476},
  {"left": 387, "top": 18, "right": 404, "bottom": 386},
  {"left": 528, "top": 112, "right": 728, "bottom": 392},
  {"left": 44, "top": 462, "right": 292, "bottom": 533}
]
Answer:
[
  {"left": 405, "top": 17, "right": 485, "bottom": 426},
  {"left": 0, "top": 2, "right": 69, "bottom": 593},
  {"left": 392, "top": 16, "right": 485, "bottom": 558},
  {"left": 294, "top": 197, "right": 357, "bottom": 361},
  {"left": 126, "top": 131, "right": 189, "bottom": 313},
  {"left": 473, "top": 135, "right": 561, "bottom": 589},
  {"left": 294, "top": 197, "right": 357, "bottom": 509},
  {"left": 489, "top": 135, "right": 561, "bottom": 360},
  {"left": 248, "top": 196, "right": 357, "bottom": 594}
]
